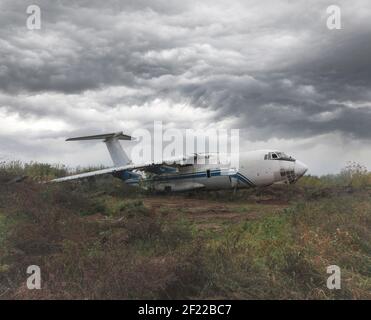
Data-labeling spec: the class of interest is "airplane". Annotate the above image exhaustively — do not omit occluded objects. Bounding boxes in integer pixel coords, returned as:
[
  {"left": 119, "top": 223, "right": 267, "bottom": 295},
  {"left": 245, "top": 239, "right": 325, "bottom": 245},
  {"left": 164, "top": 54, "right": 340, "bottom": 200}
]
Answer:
[{"left": 52, "top": 132, "right": 308, "bottom": 192}]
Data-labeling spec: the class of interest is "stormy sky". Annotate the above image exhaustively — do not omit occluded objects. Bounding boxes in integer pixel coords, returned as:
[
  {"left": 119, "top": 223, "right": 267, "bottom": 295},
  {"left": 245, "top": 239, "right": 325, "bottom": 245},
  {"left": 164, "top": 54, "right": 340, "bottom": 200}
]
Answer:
[{"left": 0, "top": 0, "right": 370, "bottom": 174}]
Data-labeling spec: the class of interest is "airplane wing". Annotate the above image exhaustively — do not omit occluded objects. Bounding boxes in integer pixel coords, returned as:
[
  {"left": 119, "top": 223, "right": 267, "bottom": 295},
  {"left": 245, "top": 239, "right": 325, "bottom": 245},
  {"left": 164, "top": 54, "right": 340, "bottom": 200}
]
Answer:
[
  {"left": 51, "top": 165, "right": 135, "bottom": 182},
  {"left": 50, "top": 155, "right": 197, "bottom": 183}
]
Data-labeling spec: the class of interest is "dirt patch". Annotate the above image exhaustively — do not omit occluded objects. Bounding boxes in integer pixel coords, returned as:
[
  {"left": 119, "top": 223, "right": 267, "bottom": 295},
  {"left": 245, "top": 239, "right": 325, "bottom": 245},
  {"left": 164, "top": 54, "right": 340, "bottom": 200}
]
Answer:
[
  {"left": 141, "top": 195, "right": 288, "bottom": 228},
  {"left": 256, "top": 199, "right": 289, "bottom": 205}
]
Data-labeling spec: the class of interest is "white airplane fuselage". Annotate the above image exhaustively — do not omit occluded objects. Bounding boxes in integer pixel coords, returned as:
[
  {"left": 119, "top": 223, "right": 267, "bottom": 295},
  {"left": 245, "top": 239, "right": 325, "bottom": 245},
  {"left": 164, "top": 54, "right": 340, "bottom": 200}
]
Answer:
[
  {"left": 52, "top": 133, "right": 308, "bottom": 191},
  {"left": 123, "top": 149, "right": 308, "bottom": 192}
]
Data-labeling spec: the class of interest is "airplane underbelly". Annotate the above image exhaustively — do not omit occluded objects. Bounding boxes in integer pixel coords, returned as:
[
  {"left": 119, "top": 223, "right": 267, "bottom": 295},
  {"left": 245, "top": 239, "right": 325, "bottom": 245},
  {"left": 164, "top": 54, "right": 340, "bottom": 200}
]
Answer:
[
  {"left": 152, "top": 169, "right": 233, "bottom": 191},
  {"left": 154, "top": 180, "right": 204, "bottom": 192},
  {"left": 200, "top": 175, "right": 232, "bottom": 190}
]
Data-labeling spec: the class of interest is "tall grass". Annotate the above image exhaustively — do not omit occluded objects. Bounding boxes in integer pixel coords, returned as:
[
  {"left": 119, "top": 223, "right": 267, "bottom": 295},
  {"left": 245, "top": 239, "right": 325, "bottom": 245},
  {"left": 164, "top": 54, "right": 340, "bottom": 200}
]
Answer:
[
  {"left": 298, "top": 161, "right": 371, "bottom": 189},
  {"left": 0, "top": 160, "right": 68, "bottom": 181}
]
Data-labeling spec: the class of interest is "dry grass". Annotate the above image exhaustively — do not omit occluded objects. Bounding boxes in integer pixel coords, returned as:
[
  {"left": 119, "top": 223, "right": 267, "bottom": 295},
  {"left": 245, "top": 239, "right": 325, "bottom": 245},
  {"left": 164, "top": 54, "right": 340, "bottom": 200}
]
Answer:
[{"left": 0, "top": 162, "right": 370, "bottom": 299}]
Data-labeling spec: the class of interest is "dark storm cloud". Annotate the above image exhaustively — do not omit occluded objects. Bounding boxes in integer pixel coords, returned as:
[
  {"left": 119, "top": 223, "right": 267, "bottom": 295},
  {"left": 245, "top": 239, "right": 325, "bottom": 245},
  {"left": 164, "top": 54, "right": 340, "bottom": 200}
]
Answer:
[
  {"left": 0, "top": 0, "right": 198, "bottom": 93},
  {"left": 0, "top": 0, "right": 370, "bottom": 159}
]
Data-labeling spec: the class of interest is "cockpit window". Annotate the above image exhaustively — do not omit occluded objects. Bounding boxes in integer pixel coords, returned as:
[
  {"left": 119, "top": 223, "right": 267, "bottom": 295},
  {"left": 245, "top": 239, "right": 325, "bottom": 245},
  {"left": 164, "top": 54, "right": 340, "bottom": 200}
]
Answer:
[{"left": 265, "top": 152, "right": 295, "bottom": 161}]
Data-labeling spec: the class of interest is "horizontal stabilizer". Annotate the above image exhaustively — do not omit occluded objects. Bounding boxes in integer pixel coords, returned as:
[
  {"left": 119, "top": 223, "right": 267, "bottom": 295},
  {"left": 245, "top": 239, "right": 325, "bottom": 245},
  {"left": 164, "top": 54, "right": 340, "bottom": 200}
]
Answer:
[{"left": 66, "top": 131, "right": 134, "bottom": 141}]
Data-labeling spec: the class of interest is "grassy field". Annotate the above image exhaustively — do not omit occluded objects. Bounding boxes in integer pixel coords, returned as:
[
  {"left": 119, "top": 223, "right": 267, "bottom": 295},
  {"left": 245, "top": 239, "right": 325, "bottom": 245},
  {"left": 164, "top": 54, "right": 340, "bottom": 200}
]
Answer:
[{"left": 0, "top": 161, "right": 370, "bottom": 299}]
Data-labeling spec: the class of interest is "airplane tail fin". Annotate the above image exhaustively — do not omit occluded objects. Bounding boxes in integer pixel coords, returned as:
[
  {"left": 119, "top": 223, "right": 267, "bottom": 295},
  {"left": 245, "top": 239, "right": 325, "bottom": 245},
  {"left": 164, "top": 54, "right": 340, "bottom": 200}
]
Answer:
[{"left": 66, "top": 131, "right": 134, "bottom": 166}]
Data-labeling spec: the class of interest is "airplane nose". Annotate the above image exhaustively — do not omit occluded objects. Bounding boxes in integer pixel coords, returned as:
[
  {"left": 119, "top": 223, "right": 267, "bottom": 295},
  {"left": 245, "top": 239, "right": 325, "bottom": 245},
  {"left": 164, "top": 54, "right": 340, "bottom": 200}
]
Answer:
[{"left": 295, "top": 160, "right": 308, "bottom": 177}]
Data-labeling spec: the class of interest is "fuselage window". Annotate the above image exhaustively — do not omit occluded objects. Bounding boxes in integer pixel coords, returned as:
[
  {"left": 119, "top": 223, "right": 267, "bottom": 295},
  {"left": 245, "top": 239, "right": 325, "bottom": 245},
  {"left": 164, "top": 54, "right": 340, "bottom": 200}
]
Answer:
[
  {"left": 271, "top": 153, "right": 278, "bottom": 159},
  {"left": 206, "top": 169, "right": 211, "bottom": 178}
]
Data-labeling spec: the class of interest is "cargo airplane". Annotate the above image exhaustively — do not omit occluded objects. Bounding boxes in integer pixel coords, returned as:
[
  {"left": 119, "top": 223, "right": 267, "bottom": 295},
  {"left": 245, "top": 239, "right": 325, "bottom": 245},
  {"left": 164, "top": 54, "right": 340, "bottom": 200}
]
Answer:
[{"left": 52, "top": 132, "right": 308, "bottom": 192}]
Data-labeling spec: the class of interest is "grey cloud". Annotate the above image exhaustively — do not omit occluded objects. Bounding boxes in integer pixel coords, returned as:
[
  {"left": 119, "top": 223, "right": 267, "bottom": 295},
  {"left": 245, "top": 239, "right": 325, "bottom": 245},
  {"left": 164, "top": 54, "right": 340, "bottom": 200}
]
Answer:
[{"left": 0, "top": 0, "right": 370, "bottom": 172}]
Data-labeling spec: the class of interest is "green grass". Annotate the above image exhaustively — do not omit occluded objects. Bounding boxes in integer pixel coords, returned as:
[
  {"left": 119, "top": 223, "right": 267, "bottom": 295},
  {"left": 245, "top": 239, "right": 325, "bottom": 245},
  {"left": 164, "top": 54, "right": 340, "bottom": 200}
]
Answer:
[
  {"left": 198, "top": 195, "right": 370, "bottom": 299},
  {"left": 0, "top": 214, "right": 6, "bottom": 246}
]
